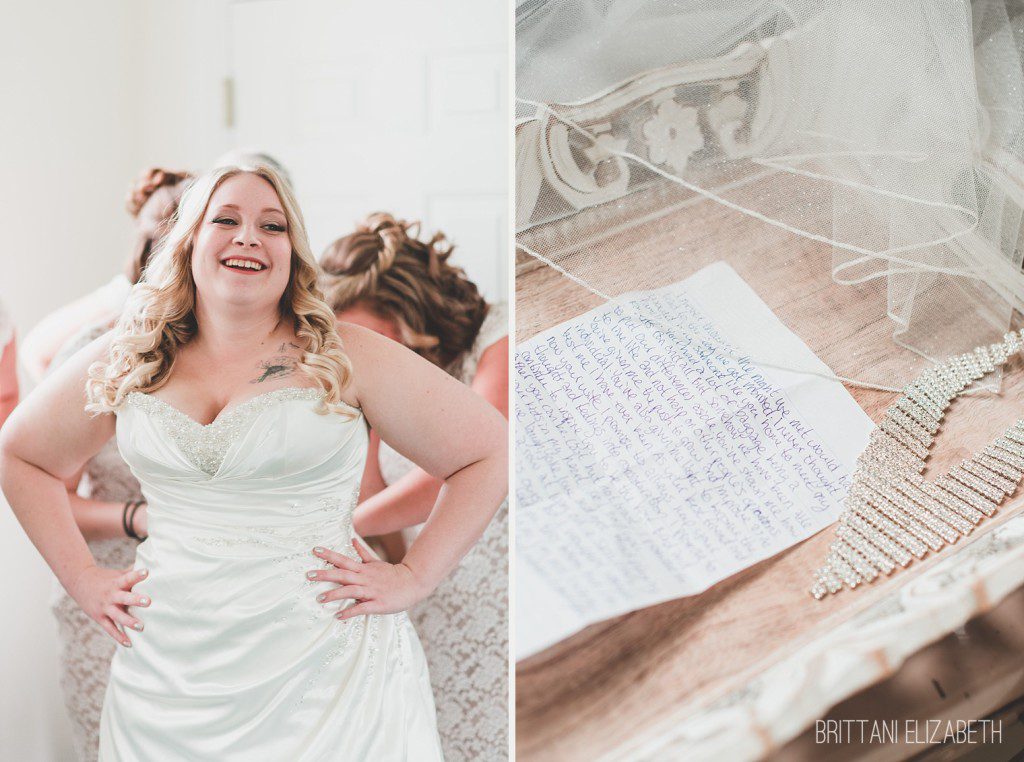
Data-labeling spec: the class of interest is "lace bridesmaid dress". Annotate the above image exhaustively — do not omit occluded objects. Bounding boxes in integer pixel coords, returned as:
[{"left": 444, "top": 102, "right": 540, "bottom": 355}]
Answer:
[
  {"left": 378, "top": 303, "right": 509, "bottom": 761},
  {"left": 48, "top": 323, "right": 142, "bottom": 762},
  {"left": 98, "top": 387, "right": 442, "bottom": 760}
]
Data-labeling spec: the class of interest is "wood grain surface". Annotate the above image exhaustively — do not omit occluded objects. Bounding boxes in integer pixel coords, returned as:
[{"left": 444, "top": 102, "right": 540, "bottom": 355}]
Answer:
[
  {"left": 774, "top": 583, "right": 1024, "bottom": 761},
  {"left": 514, "top": 183, "right": 1024, "bottom": 761}
]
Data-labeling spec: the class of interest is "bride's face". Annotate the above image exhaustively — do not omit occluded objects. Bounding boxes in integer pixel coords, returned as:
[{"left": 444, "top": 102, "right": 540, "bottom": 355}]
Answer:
[{"left": 191, "top": 172, "right": 293, "bottom": 310}]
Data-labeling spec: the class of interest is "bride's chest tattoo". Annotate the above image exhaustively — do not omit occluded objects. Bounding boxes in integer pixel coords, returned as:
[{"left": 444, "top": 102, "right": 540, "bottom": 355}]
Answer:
[{"left": 250, "top": 341, "right": 304, "bottom": 384}]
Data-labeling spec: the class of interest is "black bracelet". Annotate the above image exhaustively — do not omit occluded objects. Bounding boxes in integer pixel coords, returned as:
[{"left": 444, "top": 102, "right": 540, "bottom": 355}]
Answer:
[
  {"left": 121, "top": 500, "right": 135, "bottom": 539},
  {"left": 128, "top": 501, "right": 148, "bottom": 541}
]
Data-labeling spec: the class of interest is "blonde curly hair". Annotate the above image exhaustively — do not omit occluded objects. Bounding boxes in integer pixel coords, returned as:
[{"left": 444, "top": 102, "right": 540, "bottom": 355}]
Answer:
[{"left": 86, "top": 164, "right": 354, "bottom": 416}]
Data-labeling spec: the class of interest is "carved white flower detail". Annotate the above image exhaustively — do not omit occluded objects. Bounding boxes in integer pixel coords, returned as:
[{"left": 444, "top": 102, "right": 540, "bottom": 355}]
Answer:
[{"left": 642, "top": 100, "right": 702, "bottom": 174}]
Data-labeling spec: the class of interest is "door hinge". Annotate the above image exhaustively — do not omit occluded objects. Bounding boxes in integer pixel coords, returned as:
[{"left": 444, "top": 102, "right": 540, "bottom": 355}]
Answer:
[{"left": 223, "top": 77, "right": 235, "bottom": 129}]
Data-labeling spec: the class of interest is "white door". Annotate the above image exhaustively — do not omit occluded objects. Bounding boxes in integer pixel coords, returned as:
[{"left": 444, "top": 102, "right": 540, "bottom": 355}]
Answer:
[{"left": 228, "top": 0, "right": 508, "bottom": 301}]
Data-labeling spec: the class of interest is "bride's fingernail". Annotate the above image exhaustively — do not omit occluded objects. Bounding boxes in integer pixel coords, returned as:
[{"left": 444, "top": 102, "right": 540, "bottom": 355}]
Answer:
[
  {"left": 132, "top": 622, "right": 144, "bottom": 631},
  {"left": 317, "top": 593, "right": 327, "bottom": 603},
  {"left": 306, "top": 571, "right": 317, "bottom": 579},
  {"left": 124, "top": 640, "right": 132, "bottom": 647},
  {"left": 140, "top": 597, "right": 150, "bottom": 605},
  {"left": 313, "top": 547, "right": 325, "bottom": 555},
  {"left": 139, "top": 569, "right": 148, "bottom": 577}
]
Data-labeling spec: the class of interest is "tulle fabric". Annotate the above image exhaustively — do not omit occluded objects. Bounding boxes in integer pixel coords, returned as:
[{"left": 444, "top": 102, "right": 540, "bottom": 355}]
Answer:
[{"left": 517, "top": 0, "right": 1024, "bottom": 390}]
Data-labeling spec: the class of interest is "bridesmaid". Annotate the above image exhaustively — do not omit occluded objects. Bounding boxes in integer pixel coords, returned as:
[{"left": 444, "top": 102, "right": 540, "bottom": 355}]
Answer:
[
  {"left": 320, "top": 212, "right": 509, "bottom": 761},
  {"left": 45, "top": 168, "right": 188, "bottom": 762}
]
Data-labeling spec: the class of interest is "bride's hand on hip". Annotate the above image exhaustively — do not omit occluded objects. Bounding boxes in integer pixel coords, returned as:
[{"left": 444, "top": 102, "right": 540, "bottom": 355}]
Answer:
[
  {"left": 67, "top": 566, "right": 151, "bottom": 647},
  {"left": 308, "top": 541, "right": 430, "bottom": 619}
]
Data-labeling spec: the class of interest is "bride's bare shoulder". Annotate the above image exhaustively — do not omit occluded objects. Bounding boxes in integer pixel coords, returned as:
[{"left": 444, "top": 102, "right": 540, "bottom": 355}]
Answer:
[
  {"left": 333, "top": 321, "right": 423, "bottom": 406},
  {"left": 334, "top": 321, "right": 398, "bottom": 360}
]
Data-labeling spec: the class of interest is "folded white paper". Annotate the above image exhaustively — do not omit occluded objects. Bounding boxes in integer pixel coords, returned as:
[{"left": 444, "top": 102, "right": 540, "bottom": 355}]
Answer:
[{"left": 515, "top": 261, "right": 873, "bottom": 660}]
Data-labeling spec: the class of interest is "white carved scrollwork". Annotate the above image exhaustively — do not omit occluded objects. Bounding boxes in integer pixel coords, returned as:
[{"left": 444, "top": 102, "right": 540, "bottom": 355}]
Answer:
[
  {"left": 540, "top": 119, "right": 631, "bottom": 210},
  {"left": 518, "top": 40, "right": 770, "bottom": 227}
]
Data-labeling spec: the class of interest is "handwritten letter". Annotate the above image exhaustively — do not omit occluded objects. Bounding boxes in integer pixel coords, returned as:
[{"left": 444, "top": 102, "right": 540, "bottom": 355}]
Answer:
[{"left": 515, "top": 262, "right": 872, "bottom": 659}]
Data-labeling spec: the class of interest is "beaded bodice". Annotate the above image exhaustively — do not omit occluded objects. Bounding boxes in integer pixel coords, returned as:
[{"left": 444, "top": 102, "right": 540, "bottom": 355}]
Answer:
[
  {"left": 114, "top": 383, "right": 368, "bottom": 537},
  {"left": 125, "top": 387, "right": 325, "bottom": 476}
]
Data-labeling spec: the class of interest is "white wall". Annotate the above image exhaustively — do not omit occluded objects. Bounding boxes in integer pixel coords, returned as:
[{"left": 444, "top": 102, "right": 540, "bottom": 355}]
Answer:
[
  {"left": 133, "top": 0, "right": 233, "bottom": 170},
  {"left": 225, "top": 0, "right": 509, "bottom": 300},
  {"left": 0, "top": 3, "right": 141, "bottom": 340},
  {"left": 0, "top": 1, "right": 238, "bottom": 339}
]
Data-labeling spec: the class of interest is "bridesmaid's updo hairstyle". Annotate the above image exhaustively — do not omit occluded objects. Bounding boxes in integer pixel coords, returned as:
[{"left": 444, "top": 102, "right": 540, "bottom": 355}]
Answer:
[
  {"left": 319, "top": 212, "right": 489, "bottom": 372},
  {"left": 123, "top": 167, "right": 192, "bottom": 285},
  {"left": 86, "top": 163, "right": 354, "bottom": 416}
]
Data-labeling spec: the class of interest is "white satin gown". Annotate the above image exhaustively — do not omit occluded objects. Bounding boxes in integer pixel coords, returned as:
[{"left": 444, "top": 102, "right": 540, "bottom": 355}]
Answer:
[{"left": 97, "top": 387, "right": 443, "bottom": 761}]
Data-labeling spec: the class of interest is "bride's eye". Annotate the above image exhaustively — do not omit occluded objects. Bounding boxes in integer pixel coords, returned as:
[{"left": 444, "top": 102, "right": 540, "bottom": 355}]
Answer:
[
  {"left": 264, "top": 223, "right": 286, "bottom": 232},
  {"left": 212, "top": 217, "right": 237, "bottom": 226}
]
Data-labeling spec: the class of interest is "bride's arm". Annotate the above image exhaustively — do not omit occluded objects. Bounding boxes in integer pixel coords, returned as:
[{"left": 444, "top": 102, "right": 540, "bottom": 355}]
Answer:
[
  {"left": 0, "top": 332, "right": 149, "bottom": 645},
  {"left": 315, "top": 323, "right": 507, "bottom": 617},
  {"left": 0, "top": 334, "right": 113, "bottom": 584},
  {"left": 0, "top": 333, "right": 151, "bottom": 643},
  {"left": 353, "top": 337, "right": 509, "bottom": 536}
]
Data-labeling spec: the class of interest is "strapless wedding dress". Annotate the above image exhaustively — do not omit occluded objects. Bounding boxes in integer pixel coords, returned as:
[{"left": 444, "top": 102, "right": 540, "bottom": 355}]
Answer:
[{"left": 97, "top": 387, "right": 443, "bottom": 761}]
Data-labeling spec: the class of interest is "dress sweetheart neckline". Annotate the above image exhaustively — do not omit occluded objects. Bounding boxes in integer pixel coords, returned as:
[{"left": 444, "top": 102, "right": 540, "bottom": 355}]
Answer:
[{"left": 124, "top": 386, "right": 359, "bottom": 429}]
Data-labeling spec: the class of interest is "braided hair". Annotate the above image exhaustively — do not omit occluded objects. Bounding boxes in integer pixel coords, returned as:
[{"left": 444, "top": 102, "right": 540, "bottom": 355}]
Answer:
[{"left": 319, "top": 212, "right": 489, "bottom": 372}]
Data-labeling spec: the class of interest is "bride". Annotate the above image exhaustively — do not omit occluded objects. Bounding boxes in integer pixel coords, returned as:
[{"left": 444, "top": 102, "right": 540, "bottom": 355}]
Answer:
[{"left": 0, "top": 164, "right": 508, "bottom": 760}]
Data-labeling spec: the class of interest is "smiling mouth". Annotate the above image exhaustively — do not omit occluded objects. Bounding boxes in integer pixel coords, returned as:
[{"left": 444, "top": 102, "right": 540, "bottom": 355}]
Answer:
[{"left": 221, "top": 257, "right": 267, "bottom": 272}]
